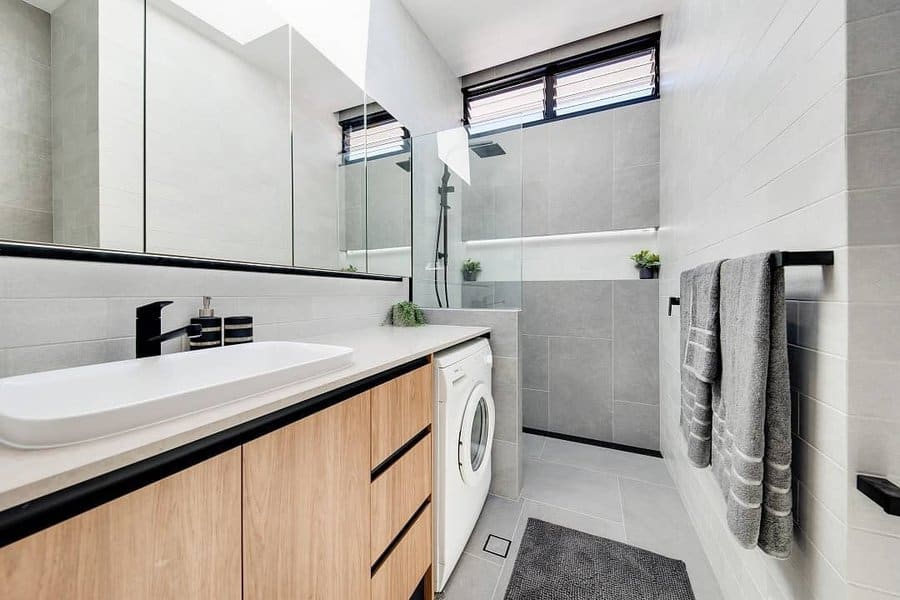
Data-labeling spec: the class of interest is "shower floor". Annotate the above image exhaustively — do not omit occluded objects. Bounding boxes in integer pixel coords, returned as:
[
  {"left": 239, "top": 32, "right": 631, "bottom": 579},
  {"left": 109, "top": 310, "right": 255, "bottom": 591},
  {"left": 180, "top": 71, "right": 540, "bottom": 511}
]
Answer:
[{"left": 438, "top": 434, "right": 723, "bottom": 600}]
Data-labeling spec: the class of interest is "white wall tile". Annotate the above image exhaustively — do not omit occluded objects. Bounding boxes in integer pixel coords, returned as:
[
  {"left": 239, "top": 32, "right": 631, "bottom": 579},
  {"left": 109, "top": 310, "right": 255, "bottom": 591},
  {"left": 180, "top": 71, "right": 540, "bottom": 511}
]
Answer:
[
  {"left": 847, "top": 528, "right": 900, "bottom": 593},
  {"left": 0, "top": 256, "right": 406, "bottom": 377},
  {"left": 660, "top": 1, "right": 853, "bottom": 596}
]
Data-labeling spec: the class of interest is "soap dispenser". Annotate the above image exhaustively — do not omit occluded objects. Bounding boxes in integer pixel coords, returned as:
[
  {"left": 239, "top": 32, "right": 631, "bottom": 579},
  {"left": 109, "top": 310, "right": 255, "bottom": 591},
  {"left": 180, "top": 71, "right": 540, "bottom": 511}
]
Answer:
[{"left": 189, "top": 296, "right": 222, "bottom": 350}]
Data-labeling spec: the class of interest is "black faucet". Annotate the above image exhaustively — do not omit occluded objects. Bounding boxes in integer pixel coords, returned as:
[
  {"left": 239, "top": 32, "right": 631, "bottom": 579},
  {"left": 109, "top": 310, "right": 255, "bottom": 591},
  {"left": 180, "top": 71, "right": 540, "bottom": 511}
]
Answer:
[{"left": 136, "top": 301, "right": 203, "bottom": 359}]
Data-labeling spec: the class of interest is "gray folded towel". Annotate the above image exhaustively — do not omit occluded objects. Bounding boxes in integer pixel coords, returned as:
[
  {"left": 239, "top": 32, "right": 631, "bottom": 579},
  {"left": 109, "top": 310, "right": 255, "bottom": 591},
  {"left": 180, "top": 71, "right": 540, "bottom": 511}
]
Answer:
[
  {"left": 714, "top": 253, "right": 792, "bottom": 558},
  {"left": 679, "top": 260, "right": 725, "bottom": 467}
]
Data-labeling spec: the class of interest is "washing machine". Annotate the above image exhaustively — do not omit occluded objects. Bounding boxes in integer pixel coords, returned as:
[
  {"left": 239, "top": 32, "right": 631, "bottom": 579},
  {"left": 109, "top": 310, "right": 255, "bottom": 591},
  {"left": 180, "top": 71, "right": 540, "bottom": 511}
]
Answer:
[{"left": 433, "top": 338, "right": 495, "bottom": 592}]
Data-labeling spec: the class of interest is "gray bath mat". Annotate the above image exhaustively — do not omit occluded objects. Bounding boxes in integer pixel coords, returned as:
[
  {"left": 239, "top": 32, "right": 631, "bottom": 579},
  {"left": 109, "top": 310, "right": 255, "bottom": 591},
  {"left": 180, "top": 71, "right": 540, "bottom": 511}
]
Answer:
[{"left": 504, "top": 519, "right": 696, "bottom": 600}]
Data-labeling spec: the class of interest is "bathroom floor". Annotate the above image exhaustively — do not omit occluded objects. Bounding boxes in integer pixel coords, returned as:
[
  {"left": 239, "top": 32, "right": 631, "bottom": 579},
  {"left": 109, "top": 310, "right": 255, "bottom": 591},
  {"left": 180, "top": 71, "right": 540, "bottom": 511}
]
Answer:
[{"left": 440, "top": 434, "right": 724, "bottom": 600}]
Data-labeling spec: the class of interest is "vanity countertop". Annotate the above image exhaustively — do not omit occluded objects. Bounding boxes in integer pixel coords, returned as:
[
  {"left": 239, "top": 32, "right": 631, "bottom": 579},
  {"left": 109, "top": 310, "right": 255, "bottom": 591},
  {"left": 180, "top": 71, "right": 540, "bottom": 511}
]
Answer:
[{"left": 0, "top": 324, "right": 489, "bottom": 513}]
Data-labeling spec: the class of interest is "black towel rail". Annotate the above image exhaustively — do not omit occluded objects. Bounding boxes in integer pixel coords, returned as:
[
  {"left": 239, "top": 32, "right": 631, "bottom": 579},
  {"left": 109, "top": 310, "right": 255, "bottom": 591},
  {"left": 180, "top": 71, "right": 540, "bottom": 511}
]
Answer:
[
  {"left": 667, "top": 250, "right": 834, "bottom": 316},
  {"left": 857, "top": 475, "right": 900, "bottom": 516}
]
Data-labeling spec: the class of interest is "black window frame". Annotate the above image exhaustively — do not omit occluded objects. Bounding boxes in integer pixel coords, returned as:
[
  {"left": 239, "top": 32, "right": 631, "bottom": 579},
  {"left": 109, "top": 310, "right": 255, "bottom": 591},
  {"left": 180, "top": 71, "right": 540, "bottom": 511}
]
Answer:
[
  {"left": 339, "top": 111, "right": 410, "bottom": 165},
  {"left": 463, "top": 32, "right": 660, "bottom": 137}
]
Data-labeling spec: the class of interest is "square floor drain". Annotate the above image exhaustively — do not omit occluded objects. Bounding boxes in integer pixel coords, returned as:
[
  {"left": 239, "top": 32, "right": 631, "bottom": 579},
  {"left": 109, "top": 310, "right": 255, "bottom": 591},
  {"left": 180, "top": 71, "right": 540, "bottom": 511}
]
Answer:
[{"left": 483, "top": 534, "right": 511, "bottom": 558}]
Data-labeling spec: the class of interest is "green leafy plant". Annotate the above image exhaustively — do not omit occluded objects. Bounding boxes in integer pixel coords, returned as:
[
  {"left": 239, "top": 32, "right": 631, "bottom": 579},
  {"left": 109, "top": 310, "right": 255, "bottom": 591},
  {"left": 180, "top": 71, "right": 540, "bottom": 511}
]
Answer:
[
  {"left": 389, "top": 301, "right": 426, "bottom": 327},
  {"left": 341, "top": 264, "right": 359, "bottom": 273},
  {"left": 629, "top": 250, "right": 661, "bottom": 268},
  {"left": 462, "top": 259, "right": 482, "bottom": 274}
]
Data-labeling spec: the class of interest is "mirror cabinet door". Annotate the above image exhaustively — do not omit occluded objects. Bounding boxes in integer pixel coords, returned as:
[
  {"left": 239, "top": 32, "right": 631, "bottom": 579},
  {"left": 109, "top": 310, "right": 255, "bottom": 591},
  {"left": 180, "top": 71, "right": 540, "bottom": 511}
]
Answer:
[
  {"left": 1, "top": 0, "right": 412, "bottom": 278},
  {"left": 0, "top": 0, "right": 143, "bottom": 251}
]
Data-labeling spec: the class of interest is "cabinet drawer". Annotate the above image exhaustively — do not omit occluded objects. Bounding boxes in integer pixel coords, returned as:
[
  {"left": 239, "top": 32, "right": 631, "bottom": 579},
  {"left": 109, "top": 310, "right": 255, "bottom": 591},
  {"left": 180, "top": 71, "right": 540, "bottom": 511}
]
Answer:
[
  {"left": 371, "top": 504, "right": 432, "bottom": 600},
  {"left": 371, "top": 433, "right": 432, "bottom": 562},
  {"left": 371, "top": 364, "right": 433, "bottom": 468}
]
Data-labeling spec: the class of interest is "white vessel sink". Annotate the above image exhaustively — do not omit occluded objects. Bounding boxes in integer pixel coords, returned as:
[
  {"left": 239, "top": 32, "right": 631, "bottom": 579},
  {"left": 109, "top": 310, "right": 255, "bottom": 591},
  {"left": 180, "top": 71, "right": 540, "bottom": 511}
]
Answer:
[{"left": 0, "top": 342, "right": 353, "bottom": 449}]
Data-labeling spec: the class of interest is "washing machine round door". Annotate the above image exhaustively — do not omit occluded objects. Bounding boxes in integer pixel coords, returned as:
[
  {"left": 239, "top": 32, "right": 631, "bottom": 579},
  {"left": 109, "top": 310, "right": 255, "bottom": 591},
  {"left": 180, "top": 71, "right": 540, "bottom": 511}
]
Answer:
[{"left": 458, "top": 382, "right": 495, "bottom": 486}]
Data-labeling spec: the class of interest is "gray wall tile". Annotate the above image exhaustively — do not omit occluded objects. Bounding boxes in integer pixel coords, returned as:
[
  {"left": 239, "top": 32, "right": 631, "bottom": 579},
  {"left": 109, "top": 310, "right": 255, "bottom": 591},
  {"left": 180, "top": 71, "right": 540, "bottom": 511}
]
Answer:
[
  {"left": 848, "top": 0, "right": 900, "bottom": 21},
  {"left": 492, "top": 356, "right": 519, "bottom": 443},
  {"left": 490, "top": 439, "right": 521, "bottom": 498},
  {"left": 546, "top": 112, "right": 614, "bottom": 234},
  {"left": 460, "top": 99, "right": 659, "bottom": 239},
  {"left": 848, "top": 130, "right": 900, "bottom": 190},
  {"left": 462, "top": 282, "right": 493, "bottom": 308},
  {"left": 613, "top": 280, "right": 660, "bottom": 405},
  {"left": 848, "top": 10, "right": 900, "bottom": 77},
  {"left": 522, "top": 334, "right": 548, "bottom": 390},
  {"left": 613, "top": 402, "right": 660, "bottom": 450},
  {"left": 848, "top": 70, "right": 900, "bottom": 134},
  {"left": 518, "top": 280, "right": 659, "bottom": 447},
  {"left": 522, "top": 280, "right": 612, "bottom": 338},
  {"left": 523, "top": 388, "right": 549, "bottom": 429},
  {"left": 612, "top": 163, "right": 660, "bottom": 229},
  {"left": 423, "top": 308, "right": 519, "bottom": 357},
  {"left": 613, "top": 99, "right": 660, "bottom": 169},
  {"left": 492, "top": 281, "right": 522, "bottom": 309},
  {"left": 548, "top": 336, "right": 613, "bottom": 440}
]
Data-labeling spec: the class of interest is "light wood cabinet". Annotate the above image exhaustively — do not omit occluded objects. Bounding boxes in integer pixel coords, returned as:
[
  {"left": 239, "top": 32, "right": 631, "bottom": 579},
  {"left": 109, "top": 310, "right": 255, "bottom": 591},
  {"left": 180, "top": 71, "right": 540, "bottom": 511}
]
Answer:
[
  {"left": 371, "top": 504, "right": 433, "bottom": 600},
  {"left": 0, "top": 449, "right": 242, "bottom": 600},
  {"left": 371, "top": 433, "right": 432, "bottom": 561},
  {"left": 1, "top": 358, "right": 439, "bottom": 600},
  {"left": 371, "top": 364, "right": 433, "bottom": 468},
  {"left": 242, "top": 392, "right": 372, "bottom": 600}
]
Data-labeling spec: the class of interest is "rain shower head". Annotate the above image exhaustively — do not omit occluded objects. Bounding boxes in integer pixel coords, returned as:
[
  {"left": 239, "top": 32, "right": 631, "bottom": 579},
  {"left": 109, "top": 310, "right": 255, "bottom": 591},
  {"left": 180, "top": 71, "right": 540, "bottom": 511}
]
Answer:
[{"left": 469, "top": 141, "right": 506, "bottom": 158}]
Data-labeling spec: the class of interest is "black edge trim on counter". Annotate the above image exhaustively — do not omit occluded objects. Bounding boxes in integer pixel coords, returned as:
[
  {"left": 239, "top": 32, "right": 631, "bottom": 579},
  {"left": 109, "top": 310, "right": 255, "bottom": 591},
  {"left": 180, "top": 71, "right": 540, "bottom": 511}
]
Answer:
[
  {"left": 0, "top": 241, "right": 404, "bottom": 282},
  {"left": 523, "top": 427, "right": 664, "bottom": 459},
  {"left": 371, "top": 498, "right": 430, "bottom": 575},
  {"left": 371, "top": 426, "right": 431, "bottom": 481},
  {"left": 857, "top": 474, "right": 900, "bottom": 516},
  {"left": 0, "top": 356, "right": 430, "bottom": 548}
]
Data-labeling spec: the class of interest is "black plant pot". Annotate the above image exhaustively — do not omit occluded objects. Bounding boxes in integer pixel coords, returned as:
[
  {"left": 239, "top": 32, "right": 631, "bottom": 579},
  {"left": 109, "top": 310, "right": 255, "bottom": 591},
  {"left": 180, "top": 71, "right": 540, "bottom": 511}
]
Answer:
[
  {"left": 639, "top": 266, "right": 658, "bottom": 279},
  {"left": 463, "top": 271, "right": 478, "bottom": 282}
]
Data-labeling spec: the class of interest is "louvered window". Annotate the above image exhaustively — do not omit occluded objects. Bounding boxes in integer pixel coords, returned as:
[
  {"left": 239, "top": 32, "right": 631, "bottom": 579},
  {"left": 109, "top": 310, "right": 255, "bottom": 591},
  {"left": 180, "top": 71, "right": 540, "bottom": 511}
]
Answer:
[
  {"left": 555, "top": 47, "right": 656, "bottom": 116},
  {"left": 464, "top": 34, "right": 658, "bottom": 135},
  {"left": 342, "top": 113, "right": 409, "bottom": 163},
  {"left": 466, "top": 79, "right": 546, "bottom": 135}
]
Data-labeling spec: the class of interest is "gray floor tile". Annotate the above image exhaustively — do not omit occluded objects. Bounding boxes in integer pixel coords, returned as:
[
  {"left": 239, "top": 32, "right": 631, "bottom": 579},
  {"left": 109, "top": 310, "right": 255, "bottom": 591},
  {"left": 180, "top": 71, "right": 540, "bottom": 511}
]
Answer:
[
  {"left": 491, "top": 499, "right": 628, "bottom": 600},
  {"left": 441, "top": 551, "right": 501, "bottom": 600},
  {"left": 522, "top": 433, "right": 546, "bottom": 459},
  {"left": 521, "top": 459, "right": 623, "bottom": 522},
  {"left": 464, "top": 494, "right": 524, "bottom": 565},
  {"left": 620, "top": 478, "right": 723, "bottom": 600},
  {"left": 538, "top": 437, "right": 674, "bottom": 487}
]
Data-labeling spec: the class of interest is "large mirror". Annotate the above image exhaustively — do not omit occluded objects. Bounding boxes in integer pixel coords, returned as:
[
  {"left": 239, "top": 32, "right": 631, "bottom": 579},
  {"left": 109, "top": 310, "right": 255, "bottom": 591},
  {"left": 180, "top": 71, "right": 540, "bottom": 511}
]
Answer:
[
  {"left": 0, "top": 0, "right": 412, "bottom": 277},
  {"left": 0, "top": 0, "right": 144, "bottom": 251}
]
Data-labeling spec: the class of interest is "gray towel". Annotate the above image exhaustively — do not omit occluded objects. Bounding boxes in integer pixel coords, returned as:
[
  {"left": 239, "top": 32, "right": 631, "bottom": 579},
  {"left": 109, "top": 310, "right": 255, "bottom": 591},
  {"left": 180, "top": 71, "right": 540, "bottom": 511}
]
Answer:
[
  {"left": 679, "top": 260, "right": 725, "bottom": 467},
  {"left": 714, "top": 253, "right": 792, "bottom": 558}
]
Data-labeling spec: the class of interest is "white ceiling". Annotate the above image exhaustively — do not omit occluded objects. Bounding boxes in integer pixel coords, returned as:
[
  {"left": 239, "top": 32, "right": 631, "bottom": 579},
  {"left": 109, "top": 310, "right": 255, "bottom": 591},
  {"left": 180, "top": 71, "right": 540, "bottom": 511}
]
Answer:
[
  {"left": 21, "top": 0, "right": 65, "bottom": 12},
  {"left": 398, "top": 0, "right": 670, "bottom": 76}
]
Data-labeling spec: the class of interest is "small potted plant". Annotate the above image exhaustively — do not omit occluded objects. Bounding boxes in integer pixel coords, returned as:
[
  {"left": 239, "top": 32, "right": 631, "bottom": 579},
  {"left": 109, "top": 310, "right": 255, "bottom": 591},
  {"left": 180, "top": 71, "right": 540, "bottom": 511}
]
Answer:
[
  {"left": 388, "top": 301, "right": 426, "bottom": 327},
  {"left": 462, "top": 259, "right": 481, "bottom": 282},
  {"left": 341, "top": 264, "right": 359, "bottom": 273},
  {"left": 630, "top": 250, "right": 661, "bottom": 279}
]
